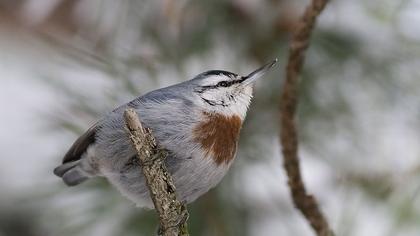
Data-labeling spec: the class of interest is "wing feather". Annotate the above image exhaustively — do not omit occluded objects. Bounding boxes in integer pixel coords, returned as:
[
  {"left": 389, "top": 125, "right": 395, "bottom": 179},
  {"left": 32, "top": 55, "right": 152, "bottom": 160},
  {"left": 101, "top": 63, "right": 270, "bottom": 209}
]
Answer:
[{"left": 62, "top": 125, "right": 98, "bottom": 164}]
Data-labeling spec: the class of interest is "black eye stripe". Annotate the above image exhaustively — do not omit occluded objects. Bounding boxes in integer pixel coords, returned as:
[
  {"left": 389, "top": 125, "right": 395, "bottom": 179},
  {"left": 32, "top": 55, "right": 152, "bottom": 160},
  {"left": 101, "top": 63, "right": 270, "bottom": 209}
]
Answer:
[
  {"left": 195, "top": 78, "right": 243, "bottom": 94},
  {"left": 217, "top": 81, "right": 229, "bottom": 87},
  {"left": 216, "top": 79, "right": 242, "bottom": 88}
]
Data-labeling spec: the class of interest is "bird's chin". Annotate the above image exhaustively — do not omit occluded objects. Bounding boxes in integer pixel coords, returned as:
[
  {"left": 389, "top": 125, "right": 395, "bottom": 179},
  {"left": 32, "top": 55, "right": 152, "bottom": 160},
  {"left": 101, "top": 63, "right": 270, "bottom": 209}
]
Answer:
[{"left": 240, "top": 84, "right": 253, "bottom": 97}]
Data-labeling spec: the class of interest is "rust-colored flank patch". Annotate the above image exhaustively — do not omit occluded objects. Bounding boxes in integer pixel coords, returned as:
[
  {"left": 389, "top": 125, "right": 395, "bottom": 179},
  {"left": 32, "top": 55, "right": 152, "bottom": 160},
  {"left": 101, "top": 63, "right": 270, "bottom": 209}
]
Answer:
[{"left": 193, "top": 112, "right": 242, "bottom": 165}]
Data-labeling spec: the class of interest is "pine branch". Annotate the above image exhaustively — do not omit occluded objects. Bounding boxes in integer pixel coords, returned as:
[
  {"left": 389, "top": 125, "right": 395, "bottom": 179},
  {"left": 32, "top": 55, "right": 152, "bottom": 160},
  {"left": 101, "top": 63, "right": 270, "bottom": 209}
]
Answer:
[
  {"left": 124, "top": 108, "right": 189, "bottom": 236},
  {"left": 279, "top": 0, "right": 334, "bottom": 236}
]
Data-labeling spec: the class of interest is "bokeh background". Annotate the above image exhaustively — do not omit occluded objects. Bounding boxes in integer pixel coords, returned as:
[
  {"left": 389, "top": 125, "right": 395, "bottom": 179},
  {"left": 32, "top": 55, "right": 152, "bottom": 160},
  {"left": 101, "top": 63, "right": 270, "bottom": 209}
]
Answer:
[{"left": 1, "top": 0, "right": 420, "bottom": 235}]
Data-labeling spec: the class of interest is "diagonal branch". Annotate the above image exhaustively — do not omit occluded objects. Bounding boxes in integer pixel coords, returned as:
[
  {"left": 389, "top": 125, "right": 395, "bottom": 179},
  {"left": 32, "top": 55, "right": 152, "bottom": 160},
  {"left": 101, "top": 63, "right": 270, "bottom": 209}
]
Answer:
[
  {"left": 279, "top": 0, "right": 334, "bottom": 236},
  {"left": 124, "top": 108, "right": 189, "bottom": 236}
]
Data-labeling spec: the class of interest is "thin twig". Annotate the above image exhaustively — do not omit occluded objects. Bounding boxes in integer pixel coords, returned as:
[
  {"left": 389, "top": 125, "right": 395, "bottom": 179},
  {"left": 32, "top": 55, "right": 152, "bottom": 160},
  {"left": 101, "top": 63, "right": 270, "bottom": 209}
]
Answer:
[
  {"left": 280, "top": 0, "right": 333, "bottom": 236},
  {"left": 124, "top": 108, "right": 189, "bottom": 236}
]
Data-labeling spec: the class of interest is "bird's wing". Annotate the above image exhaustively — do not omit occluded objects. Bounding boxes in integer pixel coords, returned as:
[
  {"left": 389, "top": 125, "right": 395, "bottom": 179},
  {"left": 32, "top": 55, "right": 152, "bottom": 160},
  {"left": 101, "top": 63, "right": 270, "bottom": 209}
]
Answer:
[
  {"left": 62, "top": 124, "right": 98, "bottom": 164},
  {"left": 61, "top": 86, "right": 190, "bottom": 164}
]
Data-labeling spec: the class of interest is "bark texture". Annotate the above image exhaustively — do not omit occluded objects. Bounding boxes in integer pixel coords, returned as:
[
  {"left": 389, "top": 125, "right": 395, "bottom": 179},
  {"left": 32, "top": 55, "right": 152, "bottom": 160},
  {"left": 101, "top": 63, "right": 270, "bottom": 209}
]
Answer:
[
  {"left": 124, "top": 108, "right": 189, "bottom": 236},
  {"left": 280, "top": 0, "right": 334, "bottom": 236}
]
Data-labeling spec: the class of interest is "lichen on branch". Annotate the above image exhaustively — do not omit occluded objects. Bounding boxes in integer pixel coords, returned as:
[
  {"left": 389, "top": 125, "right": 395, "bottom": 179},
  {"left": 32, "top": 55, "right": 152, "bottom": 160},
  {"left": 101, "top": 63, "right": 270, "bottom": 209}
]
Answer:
[{"left": 124, "top": 108, "right": 189, "bottom": 236}]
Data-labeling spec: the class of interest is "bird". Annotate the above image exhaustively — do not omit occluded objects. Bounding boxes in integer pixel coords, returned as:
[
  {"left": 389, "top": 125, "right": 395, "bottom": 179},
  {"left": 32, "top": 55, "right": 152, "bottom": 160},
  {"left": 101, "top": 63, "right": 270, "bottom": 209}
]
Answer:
[{"left": 54, "top": 59, "right": 277, "bottom": 208}]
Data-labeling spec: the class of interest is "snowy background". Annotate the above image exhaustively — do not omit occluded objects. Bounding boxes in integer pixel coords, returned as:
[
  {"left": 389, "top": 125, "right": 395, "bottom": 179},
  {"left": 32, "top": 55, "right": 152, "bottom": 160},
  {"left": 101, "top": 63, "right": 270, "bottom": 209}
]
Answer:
[{"left": 1, "top": 0, "right": 420, "bottom": 235}]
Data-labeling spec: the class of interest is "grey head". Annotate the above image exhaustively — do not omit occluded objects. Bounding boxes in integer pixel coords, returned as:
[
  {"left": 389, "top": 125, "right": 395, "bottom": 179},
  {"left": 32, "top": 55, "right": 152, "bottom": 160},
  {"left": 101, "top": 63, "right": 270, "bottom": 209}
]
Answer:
[{"left": 179, "top": 59, "right": 278, "bottom": 119}]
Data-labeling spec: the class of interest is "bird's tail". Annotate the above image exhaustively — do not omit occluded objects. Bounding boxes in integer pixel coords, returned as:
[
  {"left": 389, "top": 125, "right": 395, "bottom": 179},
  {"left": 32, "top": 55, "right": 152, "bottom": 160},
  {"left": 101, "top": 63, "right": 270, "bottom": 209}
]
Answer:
[{"left": 53, "top": 161, "right": 90, "bottom": 186}]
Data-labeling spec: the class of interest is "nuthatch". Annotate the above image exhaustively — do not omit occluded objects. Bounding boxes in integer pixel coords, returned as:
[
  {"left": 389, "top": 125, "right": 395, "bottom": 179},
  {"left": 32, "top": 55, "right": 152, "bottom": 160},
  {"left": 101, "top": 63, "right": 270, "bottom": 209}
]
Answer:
[{"left": 54, "top": 59, "right": 277, "bottom": 208}]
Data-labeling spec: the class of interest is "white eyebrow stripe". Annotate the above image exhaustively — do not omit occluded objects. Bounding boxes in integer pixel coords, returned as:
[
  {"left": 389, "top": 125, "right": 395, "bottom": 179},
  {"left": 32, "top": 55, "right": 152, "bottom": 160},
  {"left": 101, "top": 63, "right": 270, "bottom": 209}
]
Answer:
[{"left": 202, "top": 75, "right": 227, "bottom": 84}]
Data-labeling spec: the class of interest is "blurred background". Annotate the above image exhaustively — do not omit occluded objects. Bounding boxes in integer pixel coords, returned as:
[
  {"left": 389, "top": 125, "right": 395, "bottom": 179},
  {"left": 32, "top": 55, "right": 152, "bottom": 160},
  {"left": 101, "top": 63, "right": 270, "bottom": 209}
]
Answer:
[{"left": 0, "top": 0, "right": 420, "bottom": 235}]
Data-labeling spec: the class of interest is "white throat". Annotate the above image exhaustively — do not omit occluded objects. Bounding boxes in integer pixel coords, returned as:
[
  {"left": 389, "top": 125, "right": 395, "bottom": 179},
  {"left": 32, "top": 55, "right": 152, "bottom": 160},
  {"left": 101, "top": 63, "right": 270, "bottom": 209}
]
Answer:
[{"left": 198, "top": 85, "right": 253, "bottom": 120}]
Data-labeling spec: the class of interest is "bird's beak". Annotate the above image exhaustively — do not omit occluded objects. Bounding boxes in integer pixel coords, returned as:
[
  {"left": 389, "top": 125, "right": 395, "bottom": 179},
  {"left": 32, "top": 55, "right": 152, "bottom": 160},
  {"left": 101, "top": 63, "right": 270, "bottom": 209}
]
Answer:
[{"left": 241, "top": 59, "right": 278, "bottom": 86}]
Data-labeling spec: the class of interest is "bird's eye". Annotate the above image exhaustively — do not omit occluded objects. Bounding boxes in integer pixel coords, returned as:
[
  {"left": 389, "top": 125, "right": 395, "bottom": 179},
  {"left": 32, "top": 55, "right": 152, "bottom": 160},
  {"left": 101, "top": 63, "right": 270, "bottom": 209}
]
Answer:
[{"left": 218, "top": 81, "right": 229, "bottom": 87}]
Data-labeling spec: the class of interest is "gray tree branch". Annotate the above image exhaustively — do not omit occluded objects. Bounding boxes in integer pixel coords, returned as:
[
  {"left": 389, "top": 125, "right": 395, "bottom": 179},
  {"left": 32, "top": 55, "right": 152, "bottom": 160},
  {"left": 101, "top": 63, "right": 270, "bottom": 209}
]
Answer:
[
  {"left": 124, "top": 108, "right": 189, "bottom": 236},
  {"left": 280, "top": 0, "right": 334, "bottom": 236}
]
